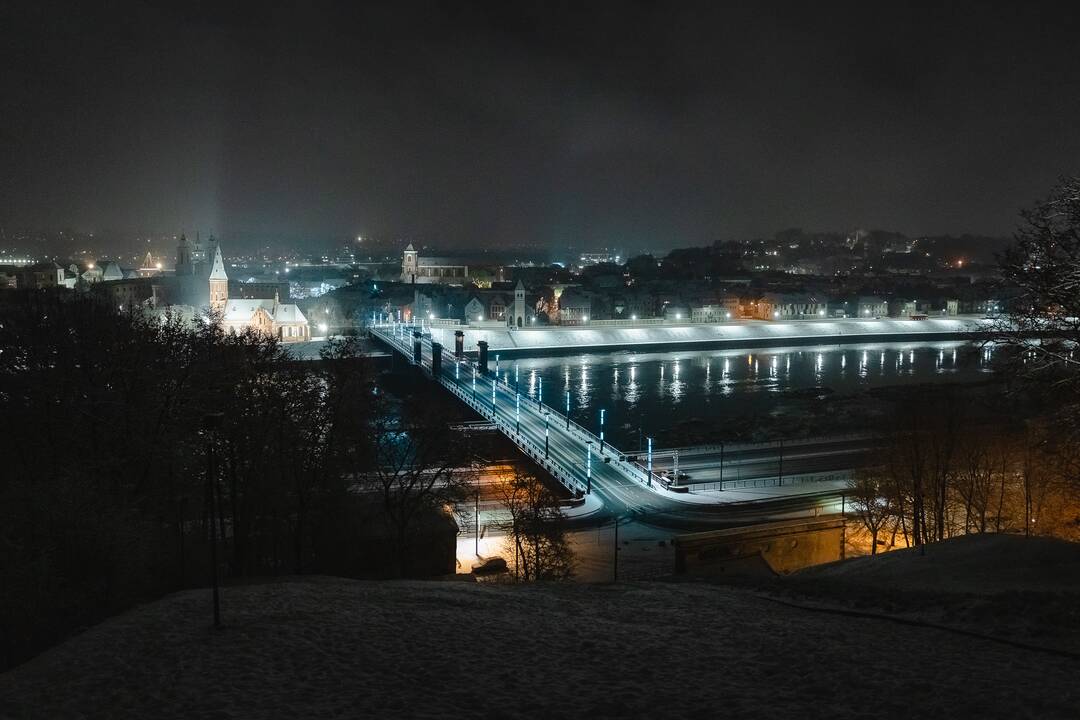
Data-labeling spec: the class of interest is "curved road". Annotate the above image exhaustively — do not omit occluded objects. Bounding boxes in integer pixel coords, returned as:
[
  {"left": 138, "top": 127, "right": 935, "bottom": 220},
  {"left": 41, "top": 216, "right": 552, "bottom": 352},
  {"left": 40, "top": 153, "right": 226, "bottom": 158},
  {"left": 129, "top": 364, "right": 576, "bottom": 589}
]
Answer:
[{"left": 376, "top": 327, "right": 850, "bottom": 532}]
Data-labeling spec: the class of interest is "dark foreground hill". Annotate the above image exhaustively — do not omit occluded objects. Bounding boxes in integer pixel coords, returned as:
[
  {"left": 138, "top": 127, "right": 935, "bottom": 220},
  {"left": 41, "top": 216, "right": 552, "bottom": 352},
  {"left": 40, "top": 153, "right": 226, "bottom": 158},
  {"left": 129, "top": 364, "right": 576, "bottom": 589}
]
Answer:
[{"left": 2, "top": 535, "right": 1079, "bottom": 719}]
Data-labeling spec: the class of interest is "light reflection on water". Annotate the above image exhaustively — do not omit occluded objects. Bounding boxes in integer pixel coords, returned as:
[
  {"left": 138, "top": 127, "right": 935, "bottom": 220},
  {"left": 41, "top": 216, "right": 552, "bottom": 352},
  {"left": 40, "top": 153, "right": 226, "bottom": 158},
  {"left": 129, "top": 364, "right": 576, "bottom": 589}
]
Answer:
[{"left": 507, "top": 341, "right": 995, "bottom": 447}]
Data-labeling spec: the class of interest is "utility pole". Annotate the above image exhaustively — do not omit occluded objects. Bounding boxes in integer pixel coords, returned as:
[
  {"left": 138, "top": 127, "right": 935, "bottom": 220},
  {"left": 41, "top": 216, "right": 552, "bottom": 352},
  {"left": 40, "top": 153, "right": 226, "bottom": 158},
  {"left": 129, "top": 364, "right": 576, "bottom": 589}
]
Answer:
[
  {"left": 613, "top": 517, "right": 620, "bottom": 583},
  {"left": 202, "top": 412, "right": 224, "bottom": 629},
  {"left": 719, "top": 441, "right": 724, "bottom": 490},
  {"left": 777, "top": 439, "right": 784, "bottom": 486}
]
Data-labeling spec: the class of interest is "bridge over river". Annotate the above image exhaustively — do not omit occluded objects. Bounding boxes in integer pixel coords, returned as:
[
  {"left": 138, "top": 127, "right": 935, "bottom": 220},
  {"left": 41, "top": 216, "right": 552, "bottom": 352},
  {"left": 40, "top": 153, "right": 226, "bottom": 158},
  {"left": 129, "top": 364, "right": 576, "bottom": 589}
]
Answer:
[{"left": 370, "top": 323, "right": 879, "bottom": 530}]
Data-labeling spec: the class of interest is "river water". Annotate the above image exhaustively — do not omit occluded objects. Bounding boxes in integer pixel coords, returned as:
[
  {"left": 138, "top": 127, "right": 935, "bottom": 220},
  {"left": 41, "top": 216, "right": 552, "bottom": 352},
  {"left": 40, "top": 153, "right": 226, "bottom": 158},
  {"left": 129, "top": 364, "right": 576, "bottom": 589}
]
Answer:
[{"left": 488, "top": 340, "right": 998, "bottom": 448}]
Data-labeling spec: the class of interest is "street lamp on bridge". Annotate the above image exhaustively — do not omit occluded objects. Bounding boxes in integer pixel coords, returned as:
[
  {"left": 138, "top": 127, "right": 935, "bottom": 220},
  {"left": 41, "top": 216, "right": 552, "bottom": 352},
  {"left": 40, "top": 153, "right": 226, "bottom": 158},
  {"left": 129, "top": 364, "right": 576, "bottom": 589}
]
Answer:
[
  {"left": 544, "top": 412, "right": 550, "bottom": 458},
  {"left": 586, "top": 440, "right": 593, "bottom": 495},
  {"left": 646, "top": 436, "right": 653, "bottom": 487},
  {"left": 599, "top": 408, "right": 606, "bottom": 454}
]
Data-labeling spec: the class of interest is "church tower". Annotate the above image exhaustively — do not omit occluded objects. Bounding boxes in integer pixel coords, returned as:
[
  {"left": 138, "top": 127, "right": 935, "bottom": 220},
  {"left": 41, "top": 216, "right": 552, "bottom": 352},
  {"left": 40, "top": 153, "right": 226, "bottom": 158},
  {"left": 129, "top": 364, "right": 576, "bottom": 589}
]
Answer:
[
  {"left": 401, "top": 243, "right": 419, "bottom": 283},
  {"left": 176, "top": 233, "right": 192, "bottom": 275},
  {"left": 209, "top": 245, "right": 228, "bottom": 313},
  {"left": 510, "top": 279, "right": 527, "bottom": 328}
]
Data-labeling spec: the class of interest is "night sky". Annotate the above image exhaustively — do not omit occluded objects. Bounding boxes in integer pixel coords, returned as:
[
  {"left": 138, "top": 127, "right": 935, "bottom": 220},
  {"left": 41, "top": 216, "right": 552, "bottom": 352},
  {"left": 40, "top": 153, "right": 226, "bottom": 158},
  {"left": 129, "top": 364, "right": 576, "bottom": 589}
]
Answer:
[{"left": 2, "top": 1, "right": 1078, "bottom": 249}]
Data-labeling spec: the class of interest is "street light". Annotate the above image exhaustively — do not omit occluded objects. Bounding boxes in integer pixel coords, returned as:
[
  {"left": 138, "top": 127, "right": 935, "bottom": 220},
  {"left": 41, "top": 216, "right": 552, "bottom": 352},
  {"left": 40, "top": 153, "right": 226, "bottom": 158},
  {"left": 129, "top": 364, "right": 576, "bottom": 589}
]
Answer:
[
  {"left": 599, "top": 408, "right": 606, "bottom": 454},
  {"left": 646, "top": 436, "right": 653, "bottom": 486},
  {"left": 586, "top": 441, "right": 593, "bottom": 494},
  {"left": 544, "top": 412, "right": 550, "bottom": 458}
]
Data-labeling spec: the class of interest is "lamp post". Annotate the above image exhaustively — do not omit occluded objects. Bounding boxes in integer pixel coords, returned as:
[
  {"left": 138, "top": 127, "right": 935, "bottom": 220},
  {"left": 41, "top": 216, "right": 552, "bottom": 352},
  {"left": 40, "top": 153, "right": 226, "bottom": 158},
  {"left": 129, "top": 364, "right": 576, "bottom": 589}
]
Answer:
[
  {"left": 544, "top": 413, "right": 550, "bottom": 458},
  {"left": 586, "top": 441, "right": 592, "bottom": 494},
  {"left": 719, "top": 441, "right": 725, "bottom": 490},
  {"left": 646, "top": 436, "right": 653, "bottom": 486},
  {"left": 599, "top": 408, "right": 606, "bottom": 454},
  {"left": 565, "top": 390, "right": 571, "bottom": 430}
]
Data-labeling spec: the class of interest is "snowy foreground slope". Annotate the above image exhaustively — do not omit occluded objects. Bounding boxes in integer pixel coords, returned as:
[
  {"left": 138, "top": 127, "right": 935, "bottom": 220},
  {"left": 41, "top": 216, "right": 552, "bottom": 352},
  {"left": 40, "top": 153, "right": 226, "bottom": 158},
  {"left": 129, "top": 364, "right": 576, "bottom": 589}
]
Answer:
[{"left": 2, "top": 536, "right": 1079, "bottom": 719}]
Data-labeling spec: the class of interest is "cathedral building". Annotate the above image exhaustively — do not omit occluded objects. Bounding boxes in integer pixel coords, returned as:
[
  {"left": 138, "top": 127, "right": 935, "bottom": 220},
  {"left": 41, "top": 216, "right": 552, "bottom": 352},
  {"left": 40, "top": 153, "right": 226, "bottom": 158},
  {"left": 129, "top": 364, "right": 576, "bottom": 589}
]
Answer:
[{"left": 173, "top": 234, "right": 311, "bottom": 342}]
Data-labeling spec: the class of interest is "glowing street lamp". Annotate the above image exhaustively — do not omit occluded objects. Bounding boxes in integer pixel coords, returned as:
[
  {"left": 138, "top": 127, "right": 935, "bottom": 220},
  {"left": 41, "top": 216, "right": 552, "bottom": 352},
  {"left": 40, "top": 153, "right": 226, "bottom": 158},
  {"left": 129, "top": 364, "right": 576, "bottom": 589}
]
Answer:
[
  {"left": 646, "top": 437, "right": 653, "bottom": 486},
  {"left": 586, "top": 441, "right": 593, "bottom": 494},
  {"left": 544, "top": 412, "right": 550, "bottom": 458},
  {"left": 599, "top": 408, "right": 606, "bottom": 454}
]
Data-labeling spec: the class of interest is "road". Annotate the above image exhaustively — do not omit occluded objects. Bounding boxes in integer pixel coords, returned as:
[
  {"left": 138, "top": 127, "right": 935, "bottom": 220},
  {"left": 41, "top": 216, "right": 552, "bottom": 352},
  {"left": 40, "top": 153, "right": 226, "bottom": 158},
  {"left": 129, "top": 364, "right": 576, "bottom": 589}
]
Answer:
[{"left": 373, "top": 326, "right": 852, "bottom": 532}]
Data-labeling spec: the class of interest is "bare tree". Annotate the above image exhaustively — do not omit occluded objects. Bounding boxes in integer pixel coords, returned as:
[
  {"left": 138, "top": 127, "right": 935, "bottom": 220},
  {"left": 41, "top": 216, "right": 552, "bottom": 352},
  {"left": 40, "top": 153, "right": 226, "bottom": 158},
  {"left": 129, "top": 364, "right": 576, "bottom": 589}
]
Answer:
[
  {"left": 992, "top": 176, "right": 1080, "bottom": 439},
  {"left": 848, "top": 468, "right": 893, "bottom": 555},
  {"left": 366, "top": 392, "right": 477, "bottom": 576},
  {"left": 496, "top": 466, "right": 574, "bottom": 581}
]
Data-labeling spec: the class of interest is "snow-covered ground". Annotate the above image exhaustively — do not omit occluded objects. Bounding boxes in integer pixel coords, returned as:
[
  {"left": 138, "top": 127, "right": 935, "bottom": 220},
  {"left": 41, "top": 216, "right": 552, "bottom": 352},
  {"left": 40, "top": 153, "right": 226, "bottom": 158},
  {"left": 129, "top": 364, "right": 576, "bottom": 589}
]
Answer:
[{"left": 3, "top": 534, "right": 1079, "bottom": 719}]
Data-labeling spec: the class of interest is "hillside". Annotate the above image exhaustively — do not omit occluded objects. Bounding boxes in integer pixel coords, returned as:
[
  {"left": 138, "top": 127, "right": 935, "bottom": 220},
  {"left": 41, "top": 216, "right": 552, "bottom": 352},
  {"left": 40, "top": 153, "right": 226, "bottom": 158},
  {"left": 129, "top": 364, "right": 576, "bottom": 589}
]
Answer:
[{"left": 3, "top": 537, "right": 1080, "bottom": 720}]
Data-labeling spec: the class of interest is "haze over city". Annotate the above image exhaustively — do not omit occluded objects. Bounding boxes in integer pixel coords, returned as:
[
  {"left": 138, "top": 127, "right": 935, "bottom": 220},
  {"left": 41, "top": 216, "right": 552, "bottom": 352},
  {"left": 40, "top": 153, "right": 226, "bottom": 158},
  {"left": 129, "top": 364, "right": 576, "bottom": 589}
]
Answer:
[
  {"left": 4, "top": 1, "right": 1079, "bottom": 249},
  {"left": 4, "top": 3, "right": 1080, "bottom": 719}
]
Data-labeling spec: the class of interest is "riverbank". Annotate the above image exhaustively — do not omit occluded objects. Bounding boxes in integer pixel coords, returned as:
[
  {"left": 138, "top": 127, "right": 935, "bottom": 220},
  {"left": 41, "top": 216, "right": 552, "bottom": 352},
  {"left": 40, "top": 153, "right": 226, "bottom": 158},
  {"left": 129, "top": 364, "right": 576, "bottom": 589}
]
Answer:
[{"left": 424, "top": 315, "right": 992, "bottom": 356}]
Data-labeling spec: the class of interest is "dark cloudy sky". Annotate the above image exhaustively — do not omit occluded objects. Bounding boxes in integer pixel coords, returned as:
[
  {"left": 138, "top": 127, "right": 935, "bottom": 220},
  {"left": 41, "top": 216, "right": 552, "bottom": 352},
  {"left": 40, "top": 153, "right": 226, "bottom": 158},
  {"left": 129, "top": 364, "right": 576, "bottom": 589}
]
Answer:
[{"left": 2, "top": 1, "right": 1078, "bottom": 249}]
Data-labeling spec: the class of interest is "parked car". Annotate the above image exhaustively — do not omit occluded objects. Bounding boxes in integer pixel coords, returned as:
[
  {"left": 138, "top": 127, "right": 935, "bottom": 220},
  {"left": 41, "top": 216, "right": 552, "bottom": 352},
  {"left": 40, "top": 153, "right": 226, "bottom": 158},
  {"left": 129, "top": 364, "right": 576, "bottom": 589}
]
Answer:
[{"left": 471, "top": 556, "right": 508, "bottom": 575}]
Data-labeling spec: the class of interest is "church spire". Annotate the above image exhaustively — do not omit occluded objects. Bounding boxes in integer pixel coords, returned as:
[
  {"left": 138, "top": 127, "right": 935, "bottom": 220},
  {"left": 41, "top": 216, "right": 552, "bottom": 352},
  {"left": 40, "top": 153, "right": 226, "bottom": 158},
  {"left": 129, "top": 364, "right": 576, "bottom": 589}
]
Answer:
[{"left": 209, "top": 245, "right": 228, "bottom": 313}]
